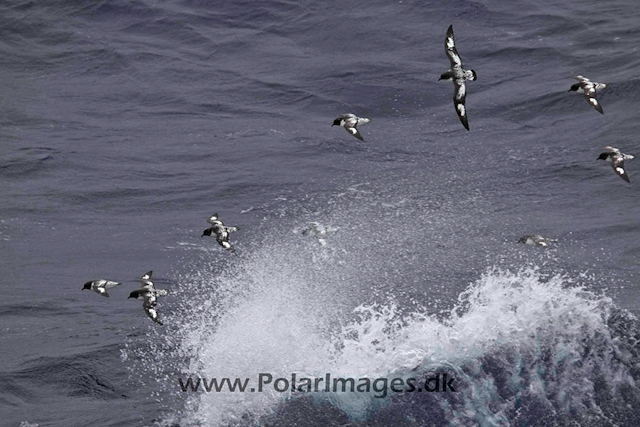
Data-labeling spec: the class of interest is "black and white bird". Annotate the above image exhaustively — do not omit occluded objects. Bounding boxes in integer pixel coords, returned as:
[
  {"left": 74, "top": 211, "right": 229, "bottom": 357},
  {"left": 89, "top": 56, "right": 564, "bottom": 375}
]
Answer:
[
  {"left": 518, "top": 235, "right": 557, "bottom": 248},
  {"left": 568, "top": 76, "right": 607, "bottom": 114},
  {"left": 332, "top": 114, "right": 371, "bottom": 141},
  {"left": 597, "top": 146, "right": 634, "bottom": 183},
  {"left": 439, "top": 25, "right": 477, "bottom": 131},
  {"left": 128, "top": 287, "right": 169, "bottom": 326},
  {"left": 82, "top": 279, "right": 121, "bottom": 297},
  {"left": 202, "top": 213, "right": 240, "bottom": 255}
]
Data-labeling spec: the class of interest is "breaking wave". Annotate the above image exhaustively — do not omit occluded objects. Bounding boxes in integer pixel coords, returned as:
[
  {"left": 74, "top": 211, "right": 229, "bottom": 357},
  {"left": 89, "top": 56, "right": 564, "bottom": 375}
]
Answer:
[{"left": 132, "top": 237, "right": 640, "bottom": 426}]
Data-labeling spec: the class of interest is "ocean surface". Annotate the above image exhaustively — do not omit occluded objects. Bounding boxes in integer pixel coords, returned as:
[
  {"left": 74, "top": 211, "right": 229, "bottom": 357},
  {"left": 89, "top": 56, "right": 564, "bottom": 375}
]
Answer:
[{"left": 2, "top": 0, "right": 640, "bottom": 425}]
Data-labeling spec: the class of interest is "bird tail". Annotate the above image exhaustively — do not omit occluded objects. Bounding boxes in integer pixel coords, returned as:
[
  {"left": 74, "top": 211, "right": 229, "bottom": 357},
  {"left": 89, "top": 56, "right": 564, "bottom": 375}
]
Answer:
[{"left": 464, "top": 69, "right": 477, "bottom": 81}]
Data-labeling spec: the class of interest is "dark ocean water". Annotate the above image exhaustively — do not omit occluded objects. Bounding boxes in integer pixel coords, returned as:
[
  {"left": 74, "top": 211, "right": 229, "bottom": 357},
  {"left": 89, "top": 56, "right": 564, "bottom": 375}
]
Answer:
[{"left": 2, "top": 0, "right": 640, "bottom": 425}]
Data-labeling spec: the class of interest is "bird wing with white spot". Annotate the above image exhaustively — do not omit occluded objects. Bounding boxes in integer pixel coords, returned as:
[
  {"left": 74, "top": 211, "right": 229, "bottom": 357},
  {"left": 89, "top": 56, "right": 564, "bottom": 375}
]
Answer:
[
  {"left": 445, "top": 25, "right": 462, "bottom": 68},
  {"left": 453, "top": 81, "right": 469, "bottom": 130},
  {"left": 207, "top": 214, "right": 221, "bottom": 225},
  {"left": 583, "top": 85, "right": 603, "bottom": 114},
  {"left": 346, "top": 126, "right": 364, "bottom": 141},
  {"left": 454, "top": 81, "right": 466, "bottom": 102},
  {"left": 144, "top": 306, "right": 163, "bottom": 325},
  {"left": 612, "top": 157, "right": 630, "bottom": 182}
]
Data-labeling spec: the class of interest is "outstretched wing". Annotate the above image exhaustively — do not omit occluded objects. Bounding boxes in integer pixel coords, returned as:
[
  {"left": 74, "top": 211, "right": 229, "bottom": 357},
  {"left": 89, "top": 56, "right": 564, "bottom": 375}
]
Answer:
[
  {"left": 453, "top": 81, "right": 469, "bottom": 130},
  {"left": 445, "top": 25, "right": 462, "bottom": 68},
  {"left": 612, "top": 157, "right": 630, "bottom": 182},
  {"left": 346, "top": 126, "right": 364, "bottom": 141},
  {"left": 583, "top": 85, "right": 603, "bottom": 114},
  {"left": 207, "top": 213, "right": 220, "bottom": 225},
  {"left": 144, "top": 306, "right": 163, "bottom": 325},
  {"left": 603, "top": 146, "right": 620, "bottom": 154}
]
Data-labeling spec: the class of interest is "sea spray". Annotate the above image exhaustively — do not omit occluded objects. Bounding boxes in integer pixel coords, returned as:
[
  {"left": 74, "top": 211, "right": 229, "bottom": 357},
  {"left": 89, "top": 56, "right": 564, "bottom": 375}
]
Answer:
[{"left": 142, "top": 265, "right": 640, "bottom": 426}]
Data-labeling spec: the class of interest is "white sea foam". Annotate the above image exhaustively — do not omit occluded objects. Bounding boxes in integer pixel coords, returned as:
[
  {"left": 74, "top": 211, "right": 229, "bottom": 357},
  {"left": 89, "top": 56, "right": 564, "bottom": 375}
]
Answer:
[{"left": 159, "top": 260, "right": 634, "bottom": 426}]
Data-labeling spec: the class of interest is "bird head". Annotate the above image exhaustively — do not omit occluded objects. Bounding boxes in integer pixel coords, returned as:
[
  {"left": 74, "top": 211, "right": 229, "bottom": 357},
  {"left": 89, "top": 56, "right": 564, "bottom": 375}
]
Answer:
[{"left": 438, "top": 71, "right": 452, "bottom": 81}]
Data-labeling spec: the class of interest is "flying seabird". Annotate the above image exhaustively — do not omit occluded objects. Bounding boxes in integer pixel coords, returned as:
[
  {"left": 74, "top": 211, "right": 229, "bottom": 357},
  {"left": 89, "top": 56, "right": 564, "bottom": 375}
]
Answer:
[
  {"left": 569, "top": 75, "right": 607, "bottom": 114},
  {"left": 82, "top": 279, "right": 121, "bottom": 297},
  {"left": 332, "top": 114, "right": 371, "bottom": 141},
  {"left": 202, "top": 213, "right": 240, "bottom": 255},
  {"left": 439, "top": 25, "right": 477, "bottom": 130},
  {"left": 597, "top": 146, "right": 634, "bottom": 182},
  {"left": 128, "top": 288, "right": 169, "bottom": 325}
]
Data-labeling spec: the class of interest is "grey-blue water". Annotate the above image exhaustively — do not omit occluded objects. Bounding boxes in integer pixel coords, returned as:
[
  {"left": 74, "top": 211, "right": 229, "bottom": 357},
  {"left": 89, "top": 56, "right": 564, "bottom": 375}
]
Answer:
[{"left": 2, "top": 0, "right": 640, "bottom": 425}]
